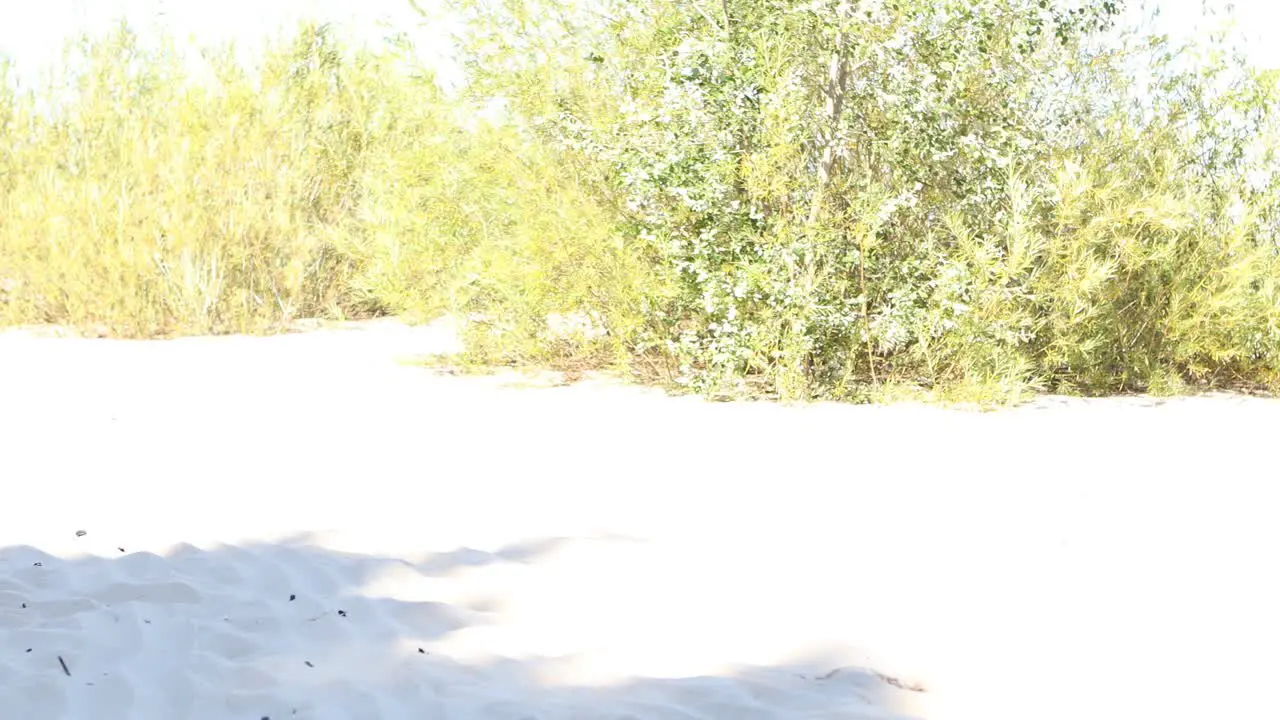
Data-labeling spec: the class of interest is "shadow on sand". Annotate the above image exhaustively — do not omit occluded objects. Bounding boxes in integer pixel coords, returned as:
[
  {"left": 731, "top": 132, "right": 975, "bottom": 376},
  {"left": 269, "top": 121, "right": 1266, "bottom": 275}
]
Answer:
[{"left": 0, "top": 536, "right": 930, "bottom": 719}]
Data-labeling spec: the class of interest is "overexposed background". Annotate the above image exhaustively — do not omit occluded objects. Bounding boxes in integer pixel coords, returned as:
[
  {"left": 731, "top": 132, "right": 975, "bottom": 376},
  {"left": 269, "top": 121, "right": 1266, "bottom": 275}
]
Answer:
[
  {"left": 0, "top": 0, "right": 460, "bottom": 89},
  {"left": 1, "top": 0, "right": 1277, "bottom": 92}
]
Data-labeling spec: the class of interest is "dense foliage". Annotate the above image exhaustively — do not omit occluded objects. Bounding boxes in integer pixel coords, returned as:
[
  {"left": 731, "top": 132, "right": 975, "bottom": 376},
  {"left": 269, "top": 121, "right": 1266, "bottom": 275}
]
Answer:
[
  {"left": 455, "top": 0, "right": 1280, "bottom": 399},
  {"left": 0, "top": 24, "right": 648, "bottom": 351},
  {"left": 3, "top": 2, "right": 1278, "bottom": 401}
]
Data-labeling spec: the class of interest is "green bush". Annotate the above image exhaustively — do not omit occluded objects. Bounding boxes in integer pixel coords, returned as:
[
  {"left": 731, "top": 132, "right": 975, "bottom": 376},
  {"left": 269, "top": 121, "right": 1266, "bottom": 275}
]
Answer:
[{"left": 455, "top": 0, "right": 1280, "bottom": 400}]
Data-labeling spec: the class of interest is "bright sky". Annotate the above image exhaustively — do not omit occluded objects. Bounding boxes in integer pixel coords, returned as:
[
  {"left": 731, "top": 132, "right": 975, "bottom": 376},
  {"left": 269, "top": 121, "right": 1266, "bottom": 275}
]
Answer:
[
  {"left": 0, "top": 0, "right": 1276, "bottom": 89},
  {"left": 0, "top": 0, "right": 463, "bottom": 88}
]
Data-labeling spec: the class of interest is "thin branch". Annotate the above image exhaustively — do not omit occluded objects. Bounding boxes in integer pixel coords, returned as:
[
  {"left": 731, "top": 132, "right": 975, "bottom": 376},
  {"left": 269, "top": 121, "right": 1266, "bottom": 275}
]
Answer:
[{"left": 688, "top": 0, "right": 723, "bottom": 33}]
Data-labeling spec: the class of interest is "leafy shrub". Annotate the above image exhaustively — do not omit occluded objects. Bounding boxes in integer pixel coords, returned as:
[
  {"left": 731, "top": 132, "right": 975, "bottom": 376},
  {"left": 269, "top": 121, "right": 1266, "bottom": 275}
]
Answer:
[{"left": 455, "top": 0, "right": 1280, "bottom": 400}]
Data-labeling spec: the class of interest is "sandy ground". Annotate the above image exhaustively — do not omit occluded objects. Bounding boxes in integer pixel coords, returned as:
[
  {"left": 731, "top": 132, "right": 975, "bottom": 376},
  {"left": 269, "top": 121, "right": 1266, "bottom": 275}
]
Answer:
[{"left": 1, "top": 318, "right": 1278, "bottom": 720}]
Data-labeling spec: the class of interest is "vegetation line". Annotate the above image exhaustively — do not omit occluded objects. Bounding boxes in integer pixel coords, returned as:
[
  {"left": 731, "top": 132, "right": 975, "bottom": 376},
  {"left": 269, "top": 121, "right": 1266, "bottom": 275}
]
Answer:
[{"left": 2, "top": 1, "right": 1278, "bottom": 404}]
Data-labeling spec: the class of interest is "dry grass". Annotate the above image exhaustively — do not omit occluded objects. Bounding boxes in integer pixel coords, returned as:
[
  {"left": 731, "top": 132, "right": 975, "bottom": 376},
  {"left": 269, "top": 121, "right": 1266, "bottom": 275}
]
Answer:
[{"left": 0, "top": 22, "right": 653, "bottom": 364}]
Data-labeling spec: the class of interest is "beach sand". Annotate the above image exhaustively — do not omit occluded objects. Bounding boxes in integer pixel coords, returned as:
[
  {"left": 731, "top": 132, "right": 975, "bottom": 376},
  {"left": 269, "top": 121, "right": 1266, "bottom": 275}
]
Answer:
[{"left": 1, "top": 319, "right": 1277, "bottom": 719}]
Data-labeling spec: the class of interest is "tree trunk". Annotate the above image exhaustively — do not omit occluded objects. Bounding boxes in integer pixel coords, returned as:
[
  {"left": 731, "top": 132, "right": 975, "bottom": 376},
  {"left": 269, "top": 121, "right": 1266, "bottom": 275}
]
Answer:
[{"left": 807, "top": 1, "right": 854, "bottom": 227}]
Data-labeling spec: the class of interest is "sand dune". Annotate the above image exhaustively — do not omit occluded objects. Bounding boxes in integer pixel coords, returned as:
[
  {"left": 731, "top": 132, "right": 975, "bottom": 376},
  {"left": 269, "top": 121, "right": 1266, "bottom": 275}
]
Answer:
[{"left": 2, "top": 319, "right": 1278, "bottom": 719}]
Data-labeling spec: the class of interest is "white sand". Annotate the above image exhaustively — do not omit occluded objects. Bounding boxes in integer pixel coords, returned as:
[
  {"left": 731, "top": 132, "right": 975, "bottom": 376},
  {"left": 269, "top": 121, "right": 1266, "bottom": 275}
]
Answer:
[{"left": 1, "top": 319, "right": 1278, "bottom": 720}]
